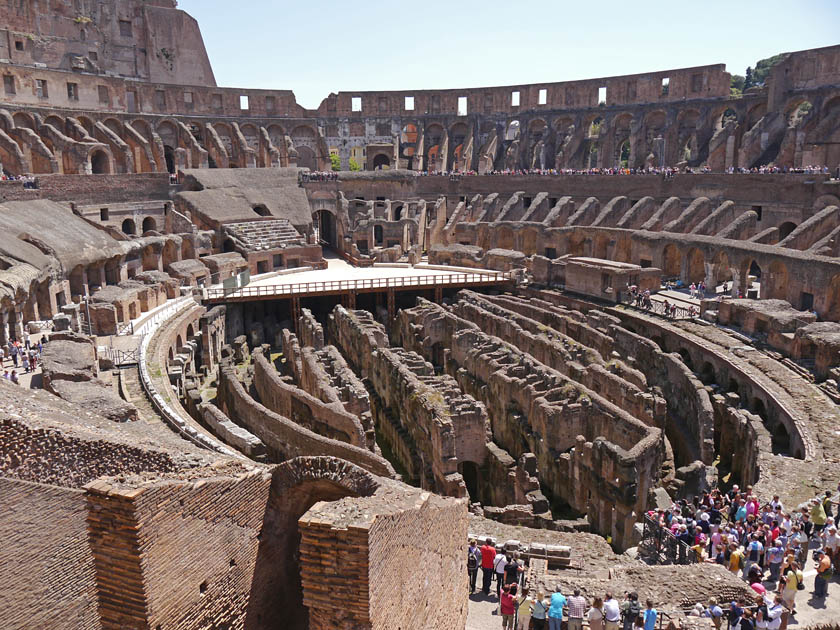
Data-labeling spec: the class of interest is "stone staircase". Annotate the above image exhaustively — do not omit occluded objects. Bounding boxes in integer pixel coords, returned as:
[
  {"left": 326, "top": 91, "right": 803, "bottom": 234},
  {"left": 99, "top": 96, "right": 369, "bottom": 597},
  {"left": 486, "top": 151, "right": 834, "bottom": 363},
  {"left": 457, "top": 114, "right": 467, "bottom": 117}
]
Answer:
[{"left": 224, "top": 219, "right": 303, "bottom": 250}]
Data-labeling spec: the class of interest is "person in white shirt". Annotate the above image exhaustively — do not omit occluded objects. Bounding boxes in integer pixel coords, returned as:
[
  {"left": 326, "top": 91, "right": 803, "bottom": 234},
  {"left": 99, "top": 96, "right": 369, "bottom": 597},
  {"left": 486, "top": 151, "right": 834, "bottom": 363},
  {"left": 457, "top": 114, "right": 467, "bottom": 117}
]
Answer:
[
  {"left": 603, "top": 592, "right": 621, "bottom": 630},
  {"left": 764, "top": 594, "right": 784, "bottom": 630},
  {"left": 494, "top": 551, "right": 508, "bottom": 599}
]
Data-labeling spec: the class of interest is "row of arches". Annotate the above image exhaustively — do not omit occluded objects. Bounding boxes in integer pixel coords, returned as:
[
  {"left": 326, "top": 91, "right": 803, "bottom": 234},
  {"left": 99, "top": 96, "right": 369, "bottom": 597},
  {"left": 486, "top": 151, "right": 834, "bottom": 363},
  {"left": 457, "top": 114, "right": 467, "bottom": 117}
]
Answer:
[{"left": 121, "top": 217, "right": 158, "bottom": 235}]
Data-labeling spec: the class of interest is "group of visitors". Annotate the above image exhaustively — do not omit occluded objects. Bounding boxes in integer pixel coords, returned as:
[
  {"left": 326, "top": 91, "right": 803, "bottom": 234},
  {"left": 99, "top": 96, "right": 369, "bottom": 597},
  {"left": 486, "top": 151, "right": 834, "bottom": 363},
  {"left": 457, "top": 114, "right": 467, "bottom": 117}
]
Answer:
[
  {"left": 470, "top": 538, "right": 660, "bottom": 630},
  {"left": 2, "top": 336, "right": 46, "bottom": 385},
  {"left": 727, "top": 165, "right": 833, "bottom": 175},
  {"left": 648, "top": 482, "right": 840, "bottom": 616},
  {"left": 0, "top": 172, "right": 37, "bottom": 188},
  {"left": 299, "top": 171, "right": 340, "bottom": 182}
]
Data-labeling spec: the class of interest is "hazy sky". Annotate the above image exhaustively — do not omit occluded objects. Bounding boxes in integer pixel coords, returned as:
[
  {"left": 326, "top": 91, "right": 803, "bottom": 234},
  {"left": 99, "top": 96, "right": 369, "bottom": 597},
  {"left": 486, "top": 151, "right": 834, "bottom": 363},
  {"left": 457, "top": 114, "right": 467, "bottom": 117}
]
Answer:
[{"left": 178, "top": 0, "right": 840, "bottom": 109}]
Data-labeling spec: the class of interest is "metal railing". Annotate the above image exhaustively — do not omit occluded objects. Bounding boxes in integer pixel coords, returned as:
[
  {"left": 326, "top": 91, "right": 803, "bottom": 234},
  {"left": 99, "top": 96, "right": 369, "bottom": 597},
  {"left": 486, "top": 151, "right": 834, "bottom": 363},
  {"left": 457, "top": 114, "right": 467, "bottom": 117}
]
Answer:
[
  {"left": 639, "top": 514, "right": 699, "bottom": 565},
  {"left": 204, "top": 270, "right": 513, "bottom": 300},
  {"left": 622, "top": 295, "right": 698, "bottom": 320}
]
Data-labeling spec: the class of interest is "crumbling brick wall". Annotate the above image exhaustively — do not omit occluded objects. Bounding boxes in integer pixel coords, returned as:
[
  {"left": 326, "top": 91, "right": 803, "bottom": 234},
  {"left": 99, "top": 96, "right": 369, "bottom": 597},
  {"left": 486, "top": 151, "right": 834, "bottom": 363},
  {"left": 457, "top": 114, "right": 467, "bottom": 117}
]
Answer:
[{"left": 0, "top": 477, "right": 100, "bottom": 630}]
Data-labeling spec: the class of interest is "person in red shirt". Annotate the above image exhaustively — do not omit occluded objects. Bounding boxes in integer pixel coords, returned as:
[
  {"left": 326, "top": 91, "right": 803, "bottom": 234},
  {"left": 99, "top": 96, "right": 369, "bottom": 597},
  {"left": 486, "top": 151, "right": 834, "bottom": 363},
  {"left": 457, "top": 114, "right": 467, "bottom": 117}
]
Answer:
[
  {"left": 501, "top": 583, "right": 518, "bottom": 629},
  {"left": 480, "top": 538, "right": 497, "bottom": 596}
]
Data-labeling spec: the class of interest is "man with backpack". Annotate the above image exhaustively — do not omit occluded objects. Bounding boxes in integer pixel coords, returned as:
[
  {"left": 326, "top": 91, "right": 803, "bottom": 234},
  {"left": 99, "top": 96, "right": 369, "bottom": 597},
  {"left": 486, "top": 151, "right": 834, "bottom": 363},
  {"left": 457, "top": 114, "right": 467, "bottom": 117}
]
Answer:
[
  {"left": 467, "top": 539, "right": 481, "bottom": 594},
  {"left": 621, "top": 592, "right": 641, "bottom": 630}
]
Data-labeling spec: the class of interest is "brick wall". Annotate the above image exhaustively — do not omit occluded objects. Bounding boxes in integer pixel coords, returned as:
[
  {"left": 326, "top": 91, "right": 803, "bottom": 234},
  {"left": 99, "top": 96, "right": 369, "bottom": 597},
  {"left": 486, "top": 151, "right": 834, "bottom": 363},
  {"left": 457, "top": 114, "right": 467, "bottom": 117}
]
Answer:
[
  {"left": 0, "top": 477, "right": 100, "bottom": 630},
  {"left": 300, "top": 486, "right": 468, "bottom": 630},
  {"left": 37, "top": 173, "right": 171, "bottom": 204}
]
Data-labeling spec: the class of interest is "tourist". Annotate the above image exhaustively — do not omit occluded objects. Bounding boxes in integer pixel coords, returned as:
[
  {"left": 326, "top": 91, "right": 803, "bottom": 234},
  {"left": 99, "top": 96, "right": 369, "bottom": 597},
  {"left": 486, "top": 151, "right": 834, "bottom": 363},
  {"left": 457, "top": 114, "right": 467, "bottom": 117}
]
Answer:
[
  {"left": 764, "top": 595, "right": 784, "bottom": 630},
  {"left": 811, "top": 497, "right": 827, "bottom": 534},
  {"left": 728, "top": 542, "right": 744, "bottom": 574},
  {"left": 603, "top": 592, "right": 621, "bottom": 630},
  {"left": 467, "top": 539, "right": 481, "bottom": 593},
  {"left": 766, "top": 539, "right": 785, "bottom": 583},
  {"left": 642, "top": 600, "right": 657, "bottom": 630},
  {"left": 588, "top": 596, "right": 605, "bottom": 630},
  {"left": 494, "top": 548, "right": 508, "bottom": 599},
  {"left": 547, "top": 585, "right": 566, "bottom": 630},
  {"left": 744, "top": 534, "right": 764, "bottom": 578},
  {"left": 9, "top": 370, "right": 18, "bottom": 384},
  {"left": 621, "top": 592, "right": 640, "bottom": 630},
  {"left": 780, "top": 560, "right": 802, "bottom": 613},
  {"left": 2, "top": 369, "right": 8, "bottom": 380},
  {"left": 567, "top": 588, "right": 587, "bottom": 630},
  {"left": 738, "top": 608, "right": 755, "bottom": 630},
  {"left": 516, "top": 587, "right": 532, "bottom": 630},
  {"left": 500, "top": 582, "right": 518, "bottom": 630},
  {"left": 505, "top": 551, "right": 524, "bottom": 587},
  {"left": 22, "top": 352, "right": 29, "bottom": 373},
  {"left": 705, "top": 597, "right": 724, "bottom": 630},
  {"left": 814, "top": 549, "right": 832, "bottom": 598},
  {"left": 480, "top": 538, "right": 496, "bottom": 595},
  {"left": 530, "top": 591, "right": 548, "bottom": 630}
]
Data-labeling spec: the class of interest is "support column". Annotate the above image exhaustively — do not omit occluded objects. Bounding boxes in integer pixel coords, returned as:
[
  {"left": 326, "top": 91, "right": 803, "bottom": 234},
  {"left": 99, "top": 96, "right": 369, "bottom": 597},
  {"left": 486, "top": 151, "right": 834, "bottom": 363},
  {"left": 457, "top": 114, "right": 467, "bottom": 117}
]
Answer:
[
  {"left": 434, "top": 286, "right": 443, "bottom": 304},
  {"left": 387, "top": 289, "right": 395, "bottom": 320},
  {"left": 291, "top": 297, "right": 301, "bottom": 335}
]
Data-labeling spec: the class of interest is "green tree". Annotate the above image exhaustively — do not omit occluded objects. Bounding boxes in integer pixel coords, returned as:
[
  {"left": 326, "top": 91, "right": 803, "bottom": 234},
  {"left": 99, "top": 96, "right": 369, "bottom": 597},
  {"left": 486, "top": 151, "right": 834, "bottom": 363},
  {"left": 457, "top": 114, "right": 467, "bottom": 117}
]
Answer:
[
  {"left": 752, "top": 54, "right": 786, "bottom": 86},
  {"left": 349, "top": 158, "right": 361, "bottom": 171},
  {"left": 730, "top": 74, "right": 745, "bottom": 96},
  {"left": 743, "top": 67, "right": 753, "bottom": 90},
  {"left": 329, "top": 153, "right": 341, "bottom": 171}
]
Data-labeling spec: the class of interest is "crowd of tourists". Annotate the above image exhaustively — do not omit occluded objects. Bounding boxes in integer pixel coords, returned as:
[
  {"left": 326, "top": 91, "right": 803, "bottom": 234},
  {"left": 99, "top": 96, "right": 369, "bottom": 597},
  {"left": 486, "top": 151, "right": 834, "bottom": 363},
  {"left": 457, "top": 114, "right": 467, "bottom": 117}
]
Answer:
[
  {"left": 467, "top": 540, "right": 663, "bottom": 630},
  {"left": 0, "top": 172, "right": 37, "bottom": 188},
  {"left": 648, "top": 483, "right": 840, "bottom": 617},
  {"left": 299, "top": 171, "right": 340, "bottom": 182},
  {"left": 1, "top": 336, "right": 46, "bottom": 385},
  {"left": 415, "top": 164, "right": 836, "bottom": 178}
]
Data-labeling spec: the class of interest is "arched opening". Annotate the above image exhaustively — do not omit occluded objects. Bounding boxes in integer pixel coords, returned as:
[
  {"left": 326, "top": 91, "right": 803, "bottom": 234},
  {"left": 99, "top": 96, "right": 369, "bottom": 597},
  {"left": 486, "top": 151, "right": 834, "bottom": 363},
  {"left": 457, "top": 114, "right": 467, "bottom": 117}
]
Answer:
[
  {"left": 751, "top": 398, "right": 767, "bottom": 422},
  {"left": 459, "top": 461, "right": 480, "bottom": 500},
  {"left": 771, "top": 423, "right": 791, "bottom": 456},
  {"left": 712, "top": 250, "right": 732, "bottom": 291},
  {"left": 618, "top": 140, "right": 631, "bottom": 168},
  {"left": 163, "top": 145, "right": 175, "bottom": 174},
  {"left": 315, "top": 210, "right": 336, "bottom": 248},
  {"left": 90, "top": 150, "right": 110, "bottom": 174},
  {"left": 175, "top": 334, "right": 183, "bottom": 351},
  {"left": 747, "top": 260, "right": 762, "bottom": 298},
  {"left": 699, "top": 361, "right": 716, "bottom": 385},
  {"left": 168, "top": 347, "right": 174, "bottom": 362},
  {"left": 296, "top": 146, "right": 316, "bottom": 171},
  {"left": 373, "top": 225, "right": 383, "bottom": 246},
  {"left": 186, "top": 323, "right": 195, "bottom": 339},
  {"left": 505, "top": 120, "right": 520, "bottom": 141},
  {"left": 678, "top": 348, "right": 694, "bottom": 370},
  {"left": 662, "top": 244, "right": 681, "bottom": 278},
  {"left": 122, "top": 218, "right": 136, "bottom": 235},
  {"left": 162, "top": 240, "right": 179, "bottom": 268},
  {"left": 718, "top": 108, "right": 738, "bottom": 130},
  {"left": 253, "top": 204, "right": 271, "bottom": 217},
  {"left": 142, "top": 217, "right": 157, "bottom": 233},
  {"left": 372, "top": 154, "right": 390, "bottom": 170},
  {"left": 824, "top": 274, "right": 840, "bottom": 321},
  {"left": 393, "top": 205, "right": 403, "bottom": 221},
  {"left": 778, "top": 221, "right": 797, "bottom": 241},
  {"left": 223, "top": 238, "right": 236, "bottom": 253},
  {"left": 766, "top": 260, "right": 789, "bottom": 301}
]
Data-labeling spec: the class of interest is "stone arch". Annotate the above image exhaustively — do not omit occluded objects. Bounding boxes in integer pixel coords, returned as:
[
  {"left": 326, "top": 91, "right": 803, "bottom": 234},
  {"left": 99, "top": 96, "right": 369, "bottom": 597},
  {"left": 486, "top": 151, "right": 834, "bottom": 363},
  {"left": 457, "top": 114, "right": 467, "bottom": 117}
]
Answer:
[
  {"left": 186, "top": 323, "right": 195, "bottom": 339},
  {"left": 315, "top": 209, "right": 336, "bottom": 247},
  {"left": 372, "top": 154, "right": 391, "bottom": 170},
  {"left": 90, "top": 149, "right": 111, "bottom": 174},
  {"left": 12, "top": 112, "right": 36, "bottom": 130},
  {"left": 661, "top": 243, "right": 681, "bottom": 278},
  {"left": 253, "top": 204, "right": 271, "bottom": 217},
  {"left": 44, "top": 115, "right": 65, "bottom": 132},
  {"left": 715, "top": 107, "right": 739, "bottom": 130},
  {"left": 449, "top": 122, "right": 468, "bottom": 171},
  {"left": 103, "top": 117, "right": 123, "bottom": 136},
  {"left": 156, "top": 120, "right": 179, "bottom": 146},
  {"left": 176, "top": 334, "right": 183, "bottom": 352},
  {"left": 142, "top": 217, "right": 157, "bottom": 233},
  {"left": 163, "top": 145, "right": 176, "bottom": 174},
  {"left": 743, "top": 258, "right": 762, "bottom": 298},
  {"left": 778, "top": 221, "right": 797, "bottom": 240},
  {"left": 424, "top": 123, "right": 445, "bottom": 172},
  {"left": 162, "top": 240, "right": 179, "bottom": 268},
  {"left": 131, "top": 118, "right": 155, "bottom": 142},
  {"left": 746, "top": 103, "right": 766, "bottom": 130},
  {"left": 240, "top": 123, "right": 259, "bottom": 151},
  {"left": 245, "top": 457, "right": 380, "bottom": 629},
  {"left": 296, "top": 146, "right": 316, "bottom": 170},
  {"left": 76, "top": 116, "right": 95, "bottom": 136},
  {"left": 505, "top": 120, "right": 520, "bottom": 141},
  {"left": 784, "top": 98, "right": 814, "bottom": 127},
  {"left": 122, "top": 218, "right": 136, "bottom": 235}
]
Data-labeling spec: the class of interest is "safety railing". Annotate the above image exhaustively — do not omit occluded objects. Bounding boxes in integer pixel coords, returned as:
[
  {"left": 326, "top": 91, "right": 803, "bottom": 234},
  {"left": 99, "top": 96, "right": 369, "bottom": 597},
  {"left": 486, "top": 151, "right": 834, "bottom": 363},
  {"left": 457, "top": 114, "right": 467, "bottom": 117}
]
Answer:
[
  {"left": 204, "top": 271, "right": 513, "bottom": 300},
  {"left": 639, "top": 514, "right": 699, "bottom": 565},
  {"left": 622, "top": 295, "right": 698, "bottom": 320}
]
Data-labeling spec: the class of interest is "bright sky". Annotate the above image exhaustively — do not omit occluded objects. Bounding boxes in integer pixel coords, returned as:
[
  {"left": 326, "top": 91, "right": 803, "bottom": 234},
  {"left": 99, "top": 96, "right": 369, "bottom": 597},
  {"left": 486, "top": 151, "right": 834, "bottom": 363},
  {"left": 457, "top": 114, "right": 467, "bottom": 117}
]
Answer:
[{"left": 178, "top": 0, "right": 839, "bottom": 110}]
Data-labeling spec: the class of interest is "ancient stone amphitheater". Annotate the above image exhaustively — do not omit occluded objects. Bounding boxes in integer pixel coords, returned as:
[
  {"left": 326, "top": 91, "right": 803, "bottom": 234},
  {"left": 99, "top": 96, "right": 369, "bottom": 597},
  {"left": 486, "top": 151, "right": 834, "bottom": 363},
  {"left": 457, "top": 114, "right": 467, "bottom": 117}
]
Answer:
[{"left": 1, "top": 2, "right": 840, "bottom": 629}]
